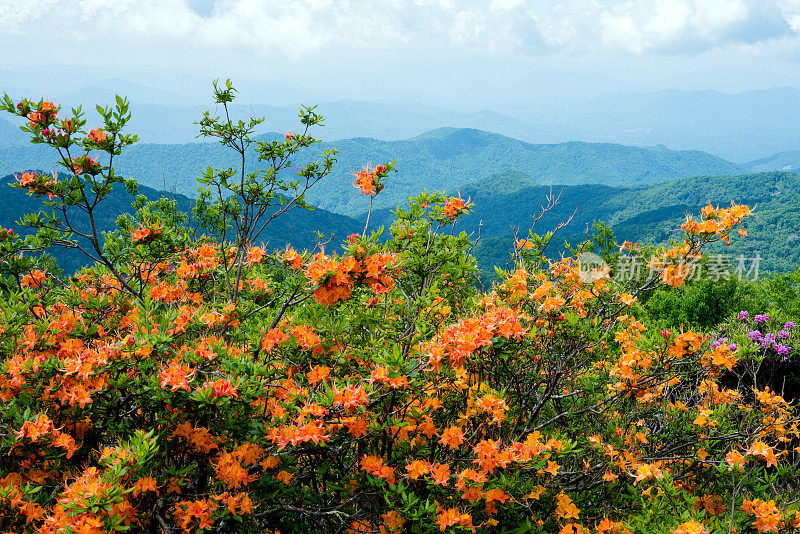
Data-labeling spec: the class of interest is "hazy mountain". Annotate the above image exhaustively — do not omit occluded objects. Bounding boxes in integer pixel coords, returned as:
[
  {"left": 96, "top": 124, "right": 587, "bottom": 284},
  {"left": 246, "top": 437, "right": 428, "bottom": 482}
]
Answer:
[
  {"left": 0, "top": 78, "right": 540, "bottom": 145},
  {"left": 743, "top": 150, "right": 800, "bottom": 172},
  {"left": 62, "top": 78, "right": 187, "bottom": 107},
  {"left": 0, "top": 116, "right": 28, "bottom": 147},
  {"left": 507, "top": 87, "right": 800, "bottom": 162},
  {"left": 0, "top": 127, "right": 743, "bottom": 215},
  {"left": 4, "top": 78, "right": 800, "bottom": 161}
]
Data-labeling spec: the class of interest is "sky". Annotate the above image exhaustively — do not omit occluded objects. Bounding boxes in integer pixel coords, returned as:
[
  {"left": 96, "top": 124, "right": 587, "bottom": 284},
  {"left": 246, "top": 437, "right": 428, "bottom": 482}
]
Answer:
[{"left": 2, "top": 0, "right": 800, "bottom": 107}]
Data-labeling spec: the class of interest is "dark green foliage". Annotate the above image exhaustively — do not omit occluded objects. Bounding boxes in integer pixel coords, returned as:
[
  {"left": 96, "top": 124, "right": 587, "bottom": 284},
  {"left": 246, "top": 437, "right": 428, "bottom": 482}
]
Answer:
[
  {"left": 442, "top": 170, "right": 800, "bottom": 281},
  {"left": 643, "top": 278, "right": 745, "bottom": 330}
]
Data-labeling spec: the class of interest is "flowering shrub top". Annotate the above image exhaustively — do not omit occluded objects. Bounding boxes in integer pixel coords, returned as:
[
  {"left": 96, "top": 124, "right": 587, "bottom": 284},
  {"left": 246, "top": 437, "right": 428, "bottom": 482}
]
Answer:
[{"left": 0, "top": 90, "right": 798, "bottom": 534}]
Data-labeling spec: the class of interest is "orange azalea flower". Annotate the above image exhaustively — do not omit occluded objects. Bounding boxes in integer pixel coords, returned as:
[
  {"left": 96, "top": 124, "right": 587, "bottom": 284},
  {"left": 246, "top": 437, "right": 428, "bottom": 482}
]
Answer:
[
  {"left": 131, "top": 477, "right": 159, "bottom": 497},
  {"left": 661, "top": 263, "right": 688, "bottom": 287},
  {"left": 247, "top": 246, "right": 265, "bottom": 265},
  {"left": 352, "top": 165, "right": 385, "bottom": 196},
  {"left": 52, "top": 432, "right": 78, "bottom": 458},
  {"left": 545, "top": 460, "right": 560, "bottom": 476},
  {"left": 726, "top": 450, "right": 745, "bottom": 470},
  {"left": 177, "top": 499, "right": 217, "bottom": 530},
  {"left": 484, "top": 488, "right": 510, "bottom": 504},
  {"left": 710, "top": 344, "right": 737, "bottom": 371},
  {"left": 430, "top": 463, "right": 451, "bottom": 486},
  {"left": 439, "top": 426, "right": 465, "bottom": 449},
  {"left": 333, "top": 385, "right": 368, "bottom": 410},
  {"left": 282, "top": 247, "right": 304, "bottom": 268},
  {"left": 16, "top": 414, "right": 56, "bottom": 443},
  {"left": 196, "top": 243, "right": 217, "bottom": 261},
  {"left": 742, "top": 498, "right": 782, "bottom": 533},
  {"left": 87, "top": 129, "right": 107, "bottom": 143},
  {"left": 475, "top": 394, "right": 508, "bottom": 424},
  {"left": 540, "top": 295, "right": 566, "bottom": 313},
  {"left": 261, "top": 327, "right": 290, "bottom": 353},
  {"left": 555, "top": 492, "right": 580, "bottom": 520},
  {"left": 71, "top": 155, "right": 101, "bottom": 174},
  {"left": 291, "top": 325, "right": 321, "bottom": 349},
  {"left": 159, "top": 360, "right": 195, "bottom": 391},
  {"left": 406, "top": 460, "right": 430, "bottom": 480},
  {"left": 361, "top": 455, "right": 396, "bottom": 483},
  {"left": 443, "top": 195, "right": 467, "bottom": 220},
  {"left": 276, "top": 470, "right": 294, "bottom": 485},
  {"left": 437, "top": 508, "right": 472, "bottom": 531},
  {"left": 526, "top": 485, "right": 546, "bottom": 500},
  {"left": 559, "top": 524, "right": 584, "bottom": 534},
  {"left": 215, "top": 452, "right": 253, "bottom": 489},
  {"left": 202, "top": 379, "right": 238, "bottom": 399},
  {"left": 380, "top": 510, "right": 406, "bottom": 534},
  {"left": 132, "top": 225, "right": 161, "bottom": 243},
  {"left": 633, "top": 463, "right": 662, "bottom": 483},
  {"left": 344, "top": 416, "right": 370, "bottom": 437},
  {"left": 17, "top": 171, "right": 37, "bottom": 186},
  {"left": 21, "top": 269, "right": 46, "bottom": 288},
  {"left": 746, "top": 441, "right": 778, "bottom": 467},
  {"left": 673, "top": 521, "right": 708, "bottom": 534},
  {"left": 596, "top": 519, "right": 631, "bottom": 534},
  {"left": 307, "top": 365, "right": 330, "bottom": 385}
]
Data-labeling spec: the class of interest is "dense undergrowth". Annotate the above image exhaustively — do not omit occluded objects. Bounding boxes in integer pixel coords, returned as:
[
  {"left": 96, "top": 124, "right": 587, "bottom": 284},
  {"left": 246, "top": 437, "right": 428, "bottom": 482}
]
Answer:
[{"left": 0, "top": 83, "right": 799, "bottom": 534}]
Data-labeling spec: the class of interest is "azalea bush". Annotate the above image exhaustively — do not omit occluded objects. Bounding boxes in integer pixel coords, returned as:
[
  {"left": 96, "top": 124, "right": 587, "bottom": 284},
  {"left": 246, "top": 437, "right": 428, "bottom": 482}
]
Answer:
[{"left": 1, "top": 86, "right": 800, "bottom": 534}]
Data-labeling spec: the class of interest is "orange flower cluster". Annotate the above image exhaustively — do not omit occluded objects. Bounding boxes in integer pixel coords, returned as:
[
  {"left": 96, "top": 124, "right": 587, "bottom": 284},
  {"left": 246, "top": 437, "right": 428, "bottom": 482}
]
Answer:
[
  {"left": 368, "top": 365, "right": 410, "bottom": 389},
  {"left": 361, "top": 455, "right": 396, "bottom": 483},
  {"left": 304, "top": 251, "right": 397, "bottom": 306},
  {"left": 16, "top": 171, "right": 37, "bottom": 186},
  {"left": 21, "top": 269, "right": 46, "bottom": 288},
  {"left": 674, "top": 521, "right": 708, "bottom": 534},
  {"left": 475, "top": 393, "right": 509, "bottom": 424},
  {"left": 24, "top": 100, "right": 58, "bottom": 128},
  {"left": 443, "top": 195, "right": 467, "bottom": 220},
  {"left": 13, "top": 414, "right": 77, "bottom": 458},
  {"left": 742, "top": 498, "right": 783, "bottom": 533},
  {"left": 159, "top": 360, "right": 195, "bottom": 391},
  {"left": 427, "top": 306, "right": 524, "bottom": 369},
  {"left": 87, "top": 128, "right": 107, "bottom": 144},
  {"left": 214, "top": 444, "right": 262, "bottom": 489},
  {"left": 681, "top": 202, "right": 753, "bottom": 244},
  {"left": 132, "top": 223, "right": 162, "bottom": 243},
  {"left": 70, "top": 155, "right": 101, "bottom": 175},
  {"left": 246, "top": 246, "right": 265, "bottom": 265},
  {"left": 201, "top": 378, "right": 238, "bottom": 399},
  {"left": 352, "top": 164, "right": 387, "bottom": 196},
  {"left": 15, "top": 171, "right": 59, "bottom": 199},
  {"left": 437, "top": 507, "right": 473, "bottom": 531},
  {"left": 173, "top": 422, "right": 222, "bottom": 454}
]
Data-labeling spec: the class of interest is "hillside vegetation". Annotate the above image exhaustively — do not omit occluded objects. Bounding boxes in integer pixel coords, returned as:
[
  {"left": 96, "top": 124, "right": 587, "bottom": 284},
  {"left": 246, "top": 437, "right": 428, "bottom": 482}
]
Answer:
[
  {"left": 360, "top": 171, "right": 798, "bottom": 279},
  {"left": 4, "top": 168, "right": 799, "bottom": 279},
  {"left": 0, "top": 127, "right": 743, "bottom": 215}
]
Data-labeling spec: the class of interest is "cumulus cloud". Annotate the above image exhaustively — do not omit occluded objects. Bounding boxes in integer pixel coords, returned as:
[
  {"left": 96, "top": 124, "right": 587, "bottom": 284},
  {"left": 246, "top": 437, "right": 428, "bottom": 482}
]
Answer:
[{"left": 0, "top": 0, "right": 797, "bottom": 58}]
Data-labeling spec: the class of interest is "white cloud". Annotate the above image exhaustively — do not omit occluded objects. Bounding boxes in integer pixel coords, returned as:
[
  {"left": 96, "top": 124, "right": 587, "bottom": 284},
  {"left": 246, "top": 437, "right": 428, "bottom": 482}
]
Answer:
[{"left": 0, "top": 0, "right": 798, "bottom": 59}]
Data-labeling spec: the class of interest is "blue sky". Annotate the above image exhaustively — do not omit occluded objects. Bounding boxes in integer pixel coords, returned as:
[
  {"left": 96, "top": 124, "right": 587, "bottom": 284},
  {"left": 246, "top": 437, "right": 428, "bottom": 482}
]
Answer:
[{"left": 2, "top": 0, "right": 800, "bottom": 106}]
